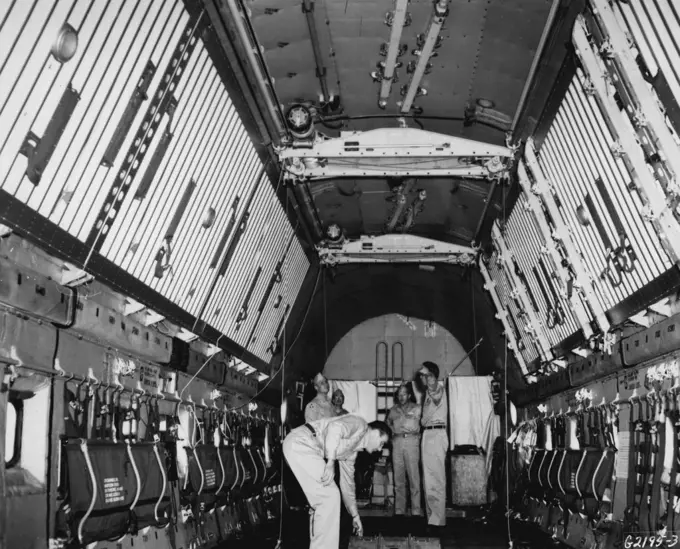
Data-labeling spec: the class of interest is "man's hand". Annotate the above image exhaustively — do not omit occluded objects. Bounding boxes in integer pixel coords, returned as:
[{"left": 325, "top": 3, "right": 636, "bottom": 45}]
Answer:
[
  {"left": 352, "top": 515, "right": 363, "bottom": 537},
  {"left": 321, "top": 459, "right": 335, "bottom": 486}
]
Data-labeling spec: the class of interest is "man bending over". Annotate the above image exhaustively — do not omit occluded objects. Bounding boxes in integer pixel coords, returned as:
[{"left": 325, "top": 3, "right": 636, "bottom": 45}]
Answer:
[{"left": 283, "top": 415, "right": 392, "bottom": 549}]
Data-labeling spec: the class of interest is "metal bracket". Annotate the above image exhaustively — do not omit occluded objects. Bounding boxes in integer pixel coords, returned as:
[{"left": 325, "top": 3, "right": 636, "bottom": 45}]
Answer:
[
  {"left": 571, "top": 347, "right": 591, "bottom": 358},
  {"left": 524, "top": 139, "right": 611, "bottom": 334},
  {"left": 123, "top": 298, "right": 147, "bottom": 316},
  {"left": 278, "top": 127, "right": 514, "bottom": 180},
  {"left": 648, "top": 298, "right": 672, "bottom": 318},
  {"left": 517, "top": 160, "right": 594, "bottom": 338},
  {"left": 629, "top": 312, "right": 651, "bottom": 328},
  {"left": 572, "top": 17, "right": 680, "bottom": 265},
  {"left": 491, "top": 225, "right": 553, "bottom": 362},
  {"left": 587, "top": 1, "right": 680, "bottom": 184},
  {"left": 59, "top": 261, "right": 94, "bottom": 287},
  {"left": 316, "top": 234, "right": 477, "bottom": 266},
  {"left": 139, "top": 309, "right": 166, "bottom": 327},
  {"left": 479, "top": 259, "right": 528, "bottom": 375}
]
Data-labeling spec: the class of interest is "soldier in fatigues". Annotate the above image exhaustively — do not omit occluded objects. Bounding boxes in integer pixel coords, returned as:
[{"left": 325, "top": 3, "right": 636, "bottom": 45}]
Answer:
[
  {"left": 304, "top": 375, "right": 351, "bottom": 549},
  {"left": 305, "top": 373, "right": 334, "bottom": 423},
  {"left": 387, "top": 383, "right": 422, "bottom": 518},
  {"left": 283, "top": 415, "right": 392, "bottom": 549},
  {"left": 332, "top": 388, "right": 349, "bottom": 416},
  {"left": 418, "top": 361, "right": 448, "bottom": 534}
]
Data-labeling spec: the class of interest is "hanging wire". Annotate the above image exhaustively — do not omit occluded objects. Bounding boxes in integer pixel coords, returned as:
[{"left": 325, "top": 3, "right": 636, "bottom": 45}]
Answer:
[
  {"left": 501, "top": 171, "right": 514, "bottom": 549},
  {"left": 323, "top": 270, "right": 328, "bottom": 360},
  {"left": 178, "top": 334, "right": 225, "bottom": 402},
  {"left": 472, "top": 274, "right": 478, "bottom": 374},
  {"left": 225, "top": 266, "right": 321, "bottom": 413}
]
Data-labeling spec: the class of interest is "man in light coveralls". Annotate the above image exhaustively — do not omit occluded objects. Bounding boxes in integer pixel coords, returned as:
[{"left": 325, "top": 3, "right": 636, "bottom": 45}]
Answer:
[{"left": 283, "top": 414, "right": 392, "bottom": 549}]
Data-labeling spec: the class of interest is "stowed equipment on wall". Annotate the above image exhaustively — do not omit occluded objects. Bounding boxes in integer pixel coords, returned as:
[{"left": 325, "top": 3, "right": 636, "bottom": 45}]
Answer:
[
  {"left": 56, "top": 379, "right": 173, "bottom": 546},
  {"left": 508, "top": 389, "right": 621, "bottom": 549},
  {"left": 178, "top": 405, "right": 282, "bottom": 543}
]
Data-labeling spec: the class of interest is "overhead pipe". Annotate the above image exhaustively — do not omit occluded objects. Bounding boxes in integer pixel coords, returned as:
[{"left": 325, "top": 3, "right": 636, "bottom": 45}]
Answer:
[
  {"left": 223, "top": 0, "right": 289, "bottom": 143},
  {"left": 400, "top": 0, "right": 449, "bottom": 113},
  {"left": 385, "top": 178, "right": 415, "bottom": 232},
  {"left": 292, "top": 184, "right": 324, "bottom": 241},
  {"left": 378, "top": 0, "right": 410, "bottom": 109},
  {"left": 510, "top": 0, "right": 561, "bottom": 135},
  {"left": 302, "top": 0, "right": 331, "bottom": 103},
  {"left": 472, "top": 179, "right": 499, "bottom": 243}
]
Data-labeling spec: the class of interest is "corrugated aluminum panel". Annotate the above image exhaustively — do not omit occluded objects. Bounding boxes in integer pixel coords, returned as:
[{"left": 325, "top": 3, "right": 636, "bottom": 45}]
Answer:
[
  {"left": 486, "top": 250, "right": 540, "bottom": 366},
  {"left": 611, "top": 0, "right": 680, "bottom": 128},
  {"left": 0, "top": 0, "right": 310, "bottom": 363},
  {"left": 536, "top": 69, "right": 673, "bottom": 313},
  {"left": 503, "top": 194, "right": 581, "bottom": 348}
]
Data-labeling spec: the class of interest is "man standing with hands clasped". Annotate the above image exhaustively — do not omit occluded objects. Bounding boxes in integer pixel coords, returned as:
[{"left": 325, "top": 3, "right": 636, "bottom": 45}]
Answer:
[{"left": 283, "top": 414, "right": 392, "bottom": 549}]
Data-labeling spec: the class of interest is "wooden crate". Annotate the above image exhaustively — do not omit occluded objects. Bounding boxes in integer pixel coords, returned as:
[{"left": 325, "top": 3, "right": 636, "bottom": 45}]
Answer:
[{"left": 450, "top": 453, "right": 488, "bottom": 506}]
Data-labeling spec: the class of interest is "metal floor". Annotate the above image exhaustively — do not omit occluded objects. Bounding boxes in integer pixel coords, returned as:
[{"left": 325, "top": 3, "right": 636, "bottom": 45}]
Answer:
[{"left": 220, "top": 511, "right": 543, "bottom": 548}]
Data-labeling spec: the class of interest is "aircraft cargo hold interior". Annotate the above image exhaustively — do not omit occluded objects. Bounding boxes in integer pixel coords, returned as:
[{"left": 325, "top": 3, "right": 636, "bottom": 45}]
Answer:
[{"left": 2, "top": 1, "right": 680, "bottom": 548}]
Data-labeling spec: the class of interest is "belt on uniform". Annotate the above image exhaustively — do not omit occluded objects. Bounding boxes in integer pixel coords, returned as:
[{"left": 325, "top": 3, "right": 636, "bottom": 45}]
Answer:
[
  {"left": 422, "top": 425, "right": 446, "bottom": 431},
  {"left": 304, "top": 423, "right": 317, "bottom": 437},
  {"left": 394, "top": 432, "right": 419, "bottom": 438}
]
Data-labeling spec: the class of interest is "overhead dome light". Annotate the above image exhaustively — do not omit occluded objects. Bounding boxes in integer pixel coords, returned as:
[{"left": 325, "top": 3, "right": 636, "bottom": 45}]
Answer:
[
  {"left": 51, "top": 23, "right": 78, "bottom": 63},
  {"left": 285, "top": 104, "right": 314, "bottom": 140},
  {"left": 476, "top": 98, "right": 495, "bottom": 109},
  {"left": 326, "top": 223, "right": 343, "bottom": 242}
]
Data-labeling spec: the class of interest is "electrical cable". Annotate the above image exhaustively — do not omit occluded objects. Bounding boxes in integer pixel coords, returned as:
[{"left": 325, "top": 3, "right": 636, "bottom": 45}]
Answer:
[
  {"left": 276, "top": 176, "right": 291, "bottom": 549},
  {"left": 502, "top": 173, "right": 514, "bottom": 549},
  {"left": 504, "top": 336, "right": 513, "bottom": 549},
  {"left": 316, "top": 113, "right": 507, "bottom": 132},
  {"left": 226, "top": 266, "right": 322, "bottom": 413}
]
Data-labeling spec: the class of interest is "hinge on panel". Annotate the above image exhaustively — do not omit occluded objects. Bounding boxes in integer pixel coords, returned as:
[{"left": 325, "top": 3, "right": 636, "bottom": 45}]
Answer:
[{"left": 20, "top": 83, "right": 80, "bottom": 185}]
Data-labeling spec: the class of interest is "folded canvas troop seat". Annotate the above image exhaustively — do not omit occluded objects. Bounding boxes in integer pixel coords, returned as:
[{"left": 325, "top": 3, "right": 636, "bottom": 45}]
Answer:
[
  {"left": 184, "top": 442, "right": 268, "bottom": 506},
  {"left": 60, "top": 437, "right": 171, "bottom": 545}
]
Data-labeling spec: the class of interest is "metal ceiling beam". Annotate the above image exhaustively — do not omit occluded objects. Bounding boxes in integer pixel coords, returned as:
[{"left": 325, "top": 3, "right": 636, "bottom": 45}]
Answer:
[
  {"left": 516, "top": 160, "right": 593, "bottom": 339},
  {"left": 201, "top": 0, "right": 317, "bottom": 259},
  {"left": 524, "top": 139, "right": 610, "bottom": 334},
  {"left": 279, "top": 127, "right": 515, "bottom": 180},
  {"left": 218, "top": 0, "right": 288, "bottom": 144},
  {"left": 378, "top": 0, "right": 410, "bottom": 109},
  {"left": 511, "top": 0, "right": 561, "bottom": 134},
  {"left": 400, "top": 0, "right": 449, "bottom": 114},
  {"left": 302, "top": 0, "right": 331, "bottom": 103},
  {"left": 479, "top": 258, "right": 529, "bottom": 375},
  {"left": 316, "top": 234, "right": 477, "bottom": 267},
  {"left": 572, "top": 15, "right": 680, "bottom": 265}
]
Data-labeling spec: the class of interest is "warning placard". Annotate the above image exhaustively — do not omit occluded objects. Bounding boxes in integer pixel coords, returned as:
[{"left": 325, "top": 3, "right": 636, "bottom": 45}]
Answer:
[
  {"left": 103, "top": 477, "right": 125, "bottom": 505},
  {"left": 205, "top": 468, "right": 216, "bottom": 488},
  {"left": 140, "top": 364, "right": 161, "bottom": 392}
]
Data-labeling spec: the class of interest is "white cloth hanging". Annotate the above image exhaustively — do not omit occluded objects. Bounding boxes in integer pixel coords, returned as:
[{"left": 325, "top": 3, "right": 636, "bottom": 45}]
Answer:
[
  {"left": 447, "top": 376, "right": 496, "bottom": 453},
  {"left": 329, "top": 380, "right": 378, "bottom": 422}
]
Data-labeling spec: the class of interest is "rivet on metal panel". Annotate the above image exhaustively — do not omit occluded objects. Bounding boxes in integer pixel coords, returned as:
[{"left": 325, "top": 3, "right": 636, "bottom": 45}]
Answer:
[{"left": 51, "top": 23, "right": 78, "bottom": 63}]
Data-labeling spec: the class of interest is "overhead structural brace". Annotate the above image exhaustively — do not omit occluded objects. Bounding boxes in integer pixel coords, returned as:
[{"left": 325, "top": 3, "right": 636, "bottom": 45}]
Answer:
[
  {"left": 572, "top": 16, "right": 680, "bottom": 265},
  {"left": 278, "top": 127, "right": 515, "bottom": 180},
  {"left": 316, "top": 234, "right": 477, "bottom": 267},
  {"left": 479, "top": 258, "right": 529, "bottom": 375},
  {"left": 378, "top": 0, "right": 410, "bottom": 109},
  {"left": 222, "top": 0, "right": 289, "bottom": 143},
  {"left": 302, "top": 0, "right": 331, "bottom": 103},
  {"left": 400, "top": 0, "right": 450, "bottom": 113}
]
